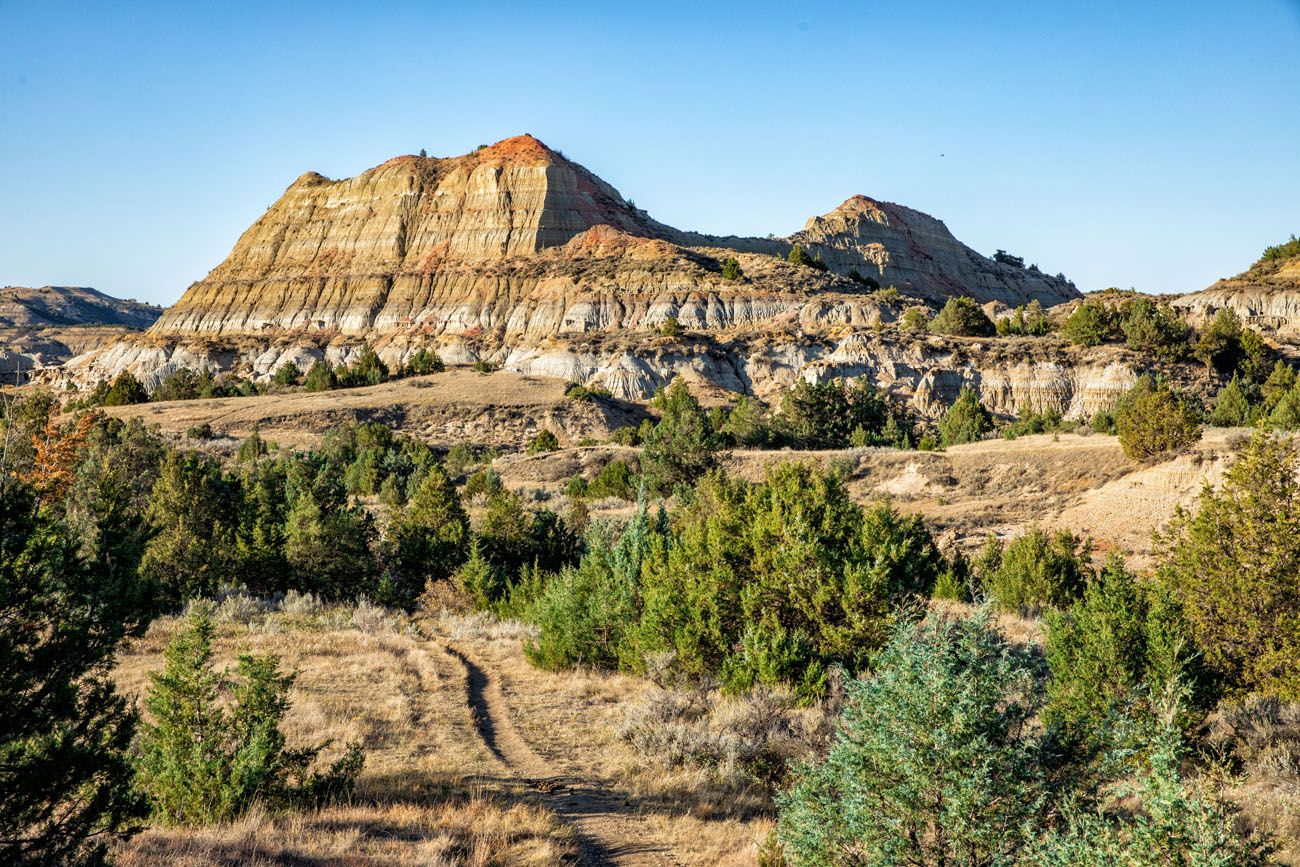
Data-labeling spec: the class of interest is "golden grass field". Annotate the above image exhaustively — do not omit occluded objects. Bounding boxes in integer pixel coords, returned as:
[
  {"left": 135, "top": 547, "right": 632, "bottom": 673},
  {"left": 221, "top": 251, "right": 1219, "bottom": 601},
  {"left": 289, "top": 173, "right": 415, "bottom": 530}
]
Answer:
[{"left": 111, "top": 599, "right": 776, "bottom": 866}]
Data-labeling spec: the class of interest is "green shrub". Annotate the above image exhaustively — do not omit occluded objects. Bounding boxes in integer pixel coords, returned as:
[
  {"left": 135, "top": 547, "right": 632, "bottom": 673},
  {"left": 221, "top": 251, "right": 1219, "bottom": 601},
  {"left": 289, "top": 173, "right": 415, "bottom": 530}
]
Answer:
[
  {"left": 1044, "top": 557, "right": 1204, "bottom": 752},
  {"left": 900, "top": 306, "right": 930, "bottom": 332},
  {"left": 135, "top": 604, "right": 363, "bottom": 826},
  {"left": 1260, "top": 233, "right": 1300, "bottom": 263},
  {"left": 1193, "top": 308, "right": 1244, "bottom": 375},
  {"left": 640, "top": 380, "right": 721, "bottom": 495},
  {"left": 101, "top": 370, "right": 149, "bottom": 406},
  {"left": 471, "top": 359, "right": 498, "bottom": 374},
  {"left": 1089, "top": 409, "right": 1117, "bottom": 434},
  {"left": 141, "top": 451, "right": 241, "bottom": 601},
  {"left": 1121, "top": 296, "right": 1191, "bottom": 360},
  {"left": 527, "top": 429, "right": 560, "bottom": 454},
  {"left": 660, "top": 316, "right": 683, "bottom": 337},
  {"left": 1159, "top": 429, "right": 1300, "bottom": 699},
  {"left": 587, "top": 459, "right": 637, "bottom": 500},
  {"left": 777, "top": 378, "right": 914, "bottom": 450},
  {"left": 303, "top": 359, "right": 337, "bottom": 392},
  {"left": 980, "top": 527, "right": 1091, "bottom": 612},
  {"left": 777, "top": 609, "right": 1051, "bottom": 867},
  {"left": 1024, "top": 690, "right": 1272, "bottom": 867},
  {"left": 526, "top": 509, "right": 664, "bottom": 670},
  {"left": 282, "top": 466, "right": 376, "bottom": 600},
  {"left": 404, "top": 348, "right": 444, "bottom": 375},
  {"left": 929, "top": 296, "right": 995, "bottom": 337},
  {"left": 996, "top": 300, "right": 1051, "bottom": 336},
  {"left": 939, "top": 386, "right": 992, "bottom": 446},
  {"left": 1209, "top": 376, "right": 1252, "bottom": 427},
  {"left": 186, "top": 423, "right": 214, "bottom": 440},
  {"left": 1061, "top": 299, "right": 1119, "bottom": 346},
  {"left": 721, "top": 257, "right": 744, "bottom": 281},
  {"left": 1001, "top": 407, "right": 1069, "bottom": 439},
  {"left": 610, "top": 425, "right": 642, "bottom": 446},
  {"left": 338, "top": 345, "right": 388, "bottom": 387},
  {"left": 272, "top": 361, "right": 302, "bottom": 386},
  {"left": 632, "top": 464, "right": 943, "bottom": 699},
  {"left": 462, "top": 467, "right": 503, "bottom": 498},
  {"left": 0, "top": 478, "right": 153, "bottom": 865},
  {"left": 786, "top": 243, "right": 827, "bottom": 271},
  {"left": 993, "top": 248, "right": 1026, "bottom": 268},
  {"left": 1114, "top": 377, "right": 1202, "bottom": 462},
  {"left": 379, "top": 466, "right": 468, "bottom": 609},
  {"left": 719, "top": 395, "right": 772, "bottom": 447},
  {"left": 565, "top": 383, "right": 610, "bottom": 401}
]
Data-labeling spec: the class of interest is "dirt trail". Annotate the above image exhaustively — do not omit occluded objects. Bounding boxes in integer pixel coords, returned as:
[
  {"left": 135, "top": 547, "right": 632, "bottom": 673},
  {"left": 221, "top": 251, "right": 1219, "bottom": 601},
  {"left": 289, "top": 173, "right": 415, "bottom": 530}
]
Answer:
[{"left": 438, "top": 641, "right": 681, "bottom": 866}]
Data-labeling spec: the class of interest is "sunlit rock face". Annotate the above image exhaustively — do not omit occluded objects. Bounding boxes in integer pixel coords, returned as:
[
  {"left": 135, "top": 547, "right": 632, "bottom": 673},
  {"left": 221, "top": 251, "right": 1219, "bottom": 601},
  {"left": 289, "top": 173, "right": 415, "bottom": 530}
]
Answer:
[{"left": 65, "top": 134, "right": 1106, "bottom": 410}]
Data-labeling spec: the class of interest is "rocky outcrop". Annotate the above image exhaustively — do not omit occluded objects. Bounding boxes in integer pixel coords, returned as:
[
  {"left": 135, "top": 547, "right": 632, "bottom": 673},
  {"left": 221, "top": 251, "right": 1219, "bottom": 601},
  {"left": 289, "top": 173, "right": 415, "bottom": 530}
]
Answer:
[
  {"left": 62, "top": 135, "right": 1095, "bottom": 406},
  {"left": 1173, "top": 251, "right": 1300, "bottom": 341},
  {"left": 0, "top": 286, "right": 161, "bottom": 381},
  {"left": 786, "top": 196, "right": 1078, "bottom": 307}
]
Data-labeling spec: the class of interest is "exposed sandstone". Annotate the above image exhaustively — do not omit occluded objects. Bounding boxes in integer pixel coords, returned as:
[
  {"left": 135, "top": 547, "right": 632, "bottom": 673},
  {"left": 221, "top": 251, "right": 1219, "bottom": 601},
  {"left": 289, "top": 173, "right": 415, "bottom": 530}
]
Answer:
[
  {"left": 1172, "top": 252, "right": 1300, "bottom": 340},
  {"left": 63, "top": 136, "right": 1083, "bottom": 395}
]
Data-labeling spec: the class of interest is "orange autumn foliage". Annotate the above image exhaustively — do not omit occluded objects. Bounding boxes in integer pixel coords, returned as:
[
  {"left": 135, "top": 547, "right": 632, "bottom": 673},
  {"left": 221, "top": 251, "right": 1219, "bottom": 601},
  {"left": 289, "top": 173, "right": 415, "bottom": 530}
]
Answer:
[{"left": 24, "top": 413, "right": 94, "bottom": 504}]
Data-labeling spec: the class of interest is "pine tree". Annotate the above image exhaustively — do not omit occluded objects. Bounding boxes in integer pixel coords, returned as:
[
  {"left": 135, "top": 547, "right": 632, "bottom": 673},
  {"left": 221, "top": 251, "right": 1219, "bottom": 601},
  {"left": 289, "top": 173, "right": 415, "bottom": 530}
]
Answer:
[{"left": 939, "top": 386, "right": 993, "bottom": 446}]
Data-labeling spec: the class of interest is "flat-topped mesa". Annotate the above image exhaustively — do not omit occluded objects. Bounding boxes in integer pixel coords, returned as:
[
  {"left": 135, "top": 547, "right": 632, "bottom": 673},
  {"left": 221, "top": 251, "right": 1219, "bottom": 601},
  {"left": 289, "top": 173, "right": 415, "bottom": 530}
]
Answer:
[{"left": 783, "top": 195, "right": 1079, "bottom": 307}]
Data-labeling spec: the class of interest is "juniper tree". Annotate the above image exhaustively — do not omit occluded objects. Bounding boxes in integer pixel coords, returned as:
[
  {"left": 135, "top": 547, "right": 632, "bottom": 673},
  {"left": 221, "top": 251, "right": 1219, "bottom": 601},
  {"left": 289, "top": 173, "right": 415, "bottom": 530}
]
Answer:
[
  {"left": 0, "top": 473, "right": 153, "bottom": 865},
  {"left": 135, "top": 604, "right": 363, "bottom": 826},
  {"left": 777, "top": 610, "right": 1052, "bottom": 866}
]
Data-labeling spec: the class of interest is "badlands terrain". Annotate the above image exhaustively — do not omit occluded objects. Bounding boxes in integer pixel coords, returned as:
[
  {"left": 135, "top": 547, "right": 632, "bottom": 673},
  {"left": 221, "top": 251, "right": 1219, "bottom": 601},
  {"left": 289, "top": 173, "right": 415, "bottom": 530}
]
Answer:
[{"left": 8, "top": 135, "right": 1300, "bottom": 867}]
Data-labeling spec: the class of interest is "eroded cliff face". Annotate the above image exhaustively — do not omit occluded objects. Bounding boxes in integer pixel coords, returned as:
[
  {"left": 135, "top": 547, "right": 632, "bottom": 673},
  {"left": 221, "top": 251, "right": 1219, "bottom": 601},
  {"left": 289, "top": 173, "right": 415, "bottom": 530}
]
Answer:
[
  {"left": 64, "top": 134, "right": 1101, "bottom": 409},
  {"left": 1173, "top": 254, "right": 1300, "bottom": 340}
]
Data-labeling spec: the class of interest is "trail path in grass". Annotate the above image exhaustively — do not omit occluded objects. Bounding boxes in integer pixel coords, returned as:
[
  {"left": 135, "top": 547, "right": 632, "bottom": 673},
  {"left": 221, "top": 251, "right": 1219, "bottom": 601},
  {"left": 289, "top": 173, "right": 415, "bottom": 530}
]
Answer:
[{"left": 436, "top": 640, "right": 681, "bottom": 867}]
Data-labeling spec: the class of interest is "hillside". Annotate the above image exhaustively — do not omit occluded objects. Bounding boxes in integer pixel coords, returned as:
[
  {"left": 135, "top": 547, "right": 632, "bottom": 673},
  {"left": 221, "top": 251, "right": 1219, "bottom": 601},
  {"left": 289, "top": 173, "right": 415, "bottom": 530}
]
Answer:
[
  {"left": 0, "top": 285, "right": 161, "bottom": 381},
  {"left": 61, "top": 135, "right": 1079, "bottom": 399},
  {"left": 1173, "top": 237, "right": 1300, "bottom": 340}
]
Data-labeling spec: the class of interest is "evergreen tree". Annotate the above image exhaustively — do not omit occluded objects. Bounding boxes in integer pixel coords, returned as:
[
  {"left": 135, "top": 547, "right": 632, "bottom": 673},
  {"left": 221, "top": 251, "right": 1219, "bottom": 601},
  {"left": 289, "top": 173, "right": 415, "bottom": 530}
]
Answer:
[
  {"left": 777, "top": 610, "right": 1051, "bottom": 866},
  {"left": 379, "top": 466, "right": 469, "bottom": 609},
  {"left": 303, "top": 359, "right": 337, "bottom": 392},
  {"left": 640, "top": 380, "right": 721, "bottom": 495},
  {"left": 272, "top": 361, "right": 302, "bottom": 386},
  {"left": 1159, "top": 429, "right": 1300, "bottom": 698},
  {"left": 1114, "top": 377, "right": 1202, "bottom": 462},
  {"left": 140, "top": 450, "right": 240, "bottom": 602},
  {"left": 930, "top": 296, "right": 996, "bottom": 337},
  {"left": 1, "top": 475, "right": 153, "bottom": 865},
  {"left": 135, "top": 604, "right": 363, "bottom": 826},
  {"left": 1121, "top": 297, "right": 1191, "bottom": 360},
  {"left": 1062, "top": 298, "right": 1119, "bottom": 346},
  {"left": 1208, "top": 377, "right": 1251, "bottom": 427},
  {"left": 939, "top": 386, "right": 993, "bottom": 446},
  {"left": 1025, "top": 686, "right": 1272, "bottom": 867},
  {"left": 101, "top": 370, "right": 149, "bottom": 406},
  {"left": 721, "top": 256, "right": 744, "bottom": 280}
]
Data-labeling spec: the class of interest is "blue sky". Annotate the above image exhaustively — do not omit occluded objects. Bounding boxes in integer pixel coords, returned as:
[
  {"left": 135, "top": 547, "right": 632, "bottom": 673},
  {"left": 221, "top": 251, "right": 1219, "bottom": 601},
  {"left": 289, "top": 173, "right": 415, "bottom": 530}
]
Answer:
[{"left": 1, "top": 0, "right": 1297, "bottom": 306}]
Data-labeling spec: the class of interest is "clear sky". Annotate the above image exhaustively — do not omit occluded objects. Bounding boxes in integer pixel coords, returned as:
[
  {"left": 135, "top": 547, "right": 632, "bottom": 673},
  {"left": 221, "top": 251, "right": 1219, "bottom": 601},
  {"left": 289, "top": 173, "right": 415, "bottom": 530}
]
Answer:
[{"left": 1, "top": 0, "right": 1297, "bottom": 306}]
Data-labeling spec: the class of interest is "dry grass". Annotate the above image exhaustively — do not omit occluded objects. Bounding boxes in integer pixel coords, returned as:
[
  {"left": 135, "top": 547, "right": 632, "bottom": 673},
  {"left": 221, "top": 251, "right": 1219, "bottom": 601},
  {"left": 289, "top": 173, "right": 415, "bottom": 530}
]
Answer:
[
  {"left": 111, "top": 601, "right": 575, "bottom": 865},
  {"left": 420, "top": 611, "right": 780, "bottom": 862},
  {"left": 116, "top": 796, "right": 573, "bottom": 867}
]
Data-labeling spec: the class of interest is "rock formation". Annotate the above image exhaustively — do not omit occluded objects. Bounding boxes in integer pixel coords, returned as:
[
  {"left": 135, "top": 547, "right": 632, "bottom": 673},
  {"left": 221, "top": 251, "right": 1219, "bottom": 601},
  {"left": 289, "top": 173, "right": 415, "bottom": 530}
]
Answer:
[
  {"left": 1173, "top": 246, "right": 1300, "bottom": 341},
  {"left": 62, "top": 135, "right": 1115, "bottom": 414},
  {"left": 0, "top": 286, "right": 160, "bottom": 382}
]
